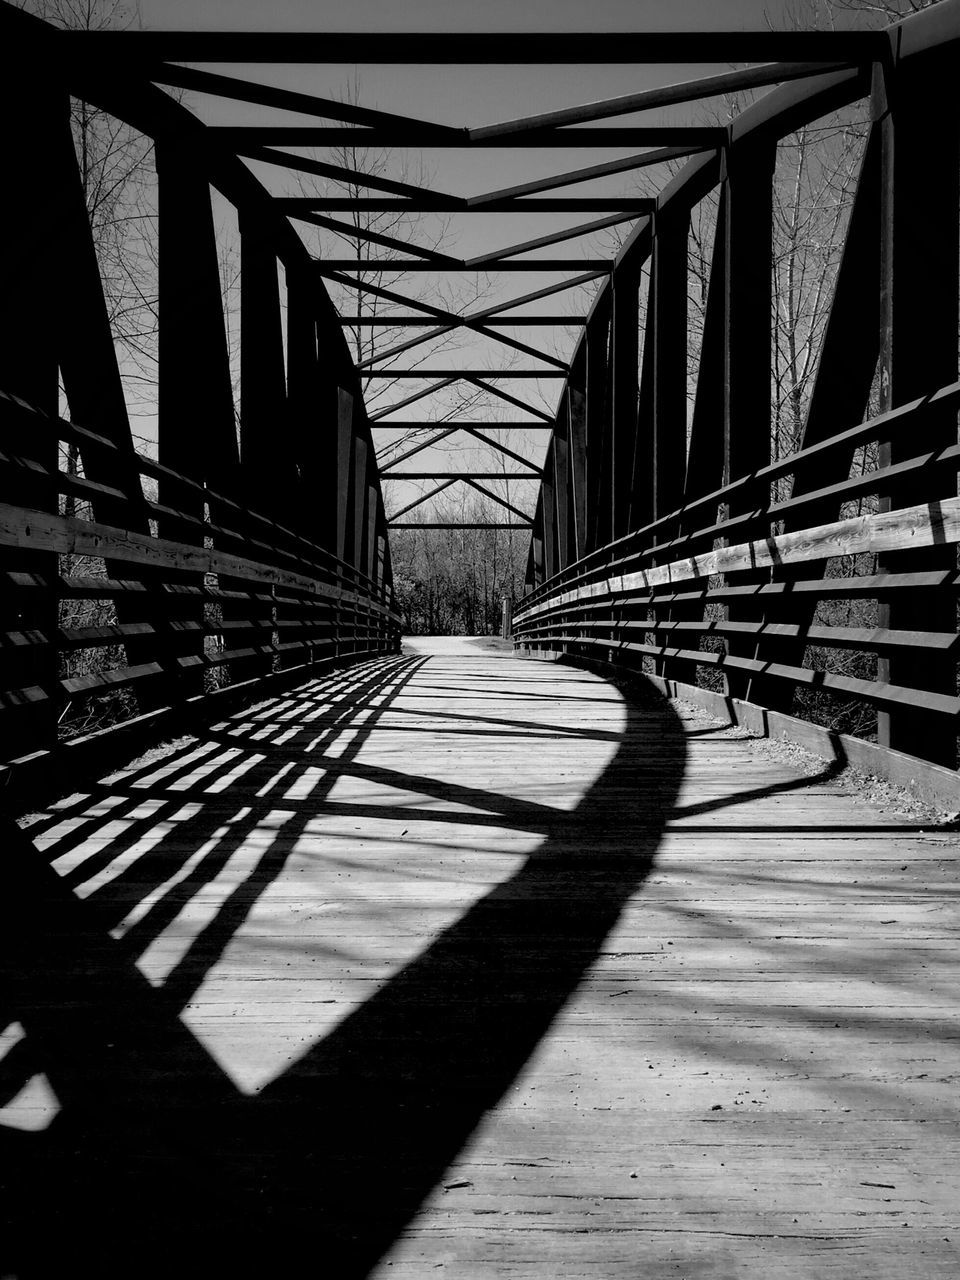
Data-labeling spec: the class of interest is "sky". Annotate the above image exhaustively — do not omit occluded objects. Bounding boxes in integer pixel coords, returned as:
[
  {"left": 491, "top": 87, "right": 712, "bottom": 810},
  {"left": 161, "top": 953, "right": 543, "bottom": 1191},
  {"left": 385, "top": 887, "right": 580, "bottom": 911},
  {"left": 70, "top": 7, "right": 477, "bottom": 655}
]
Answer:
[{"left": 111, "top": 0, "right": 877, "bottom": 521}]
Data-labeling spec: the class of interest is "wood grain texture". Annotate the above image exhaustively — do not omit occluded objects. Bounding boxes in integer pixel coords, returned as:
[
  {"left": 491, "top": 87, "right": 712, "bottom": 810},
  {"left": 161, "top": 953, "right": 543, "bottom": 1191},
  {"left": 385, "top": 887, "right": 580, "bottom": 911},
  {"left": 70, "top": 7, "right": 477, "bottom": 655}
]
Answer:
[
  {"left": 3, "top": 638, "right": 958, "bottom": 1279},
  {"left": 515, "top": 496, "right": 960, "bottom": 623}
]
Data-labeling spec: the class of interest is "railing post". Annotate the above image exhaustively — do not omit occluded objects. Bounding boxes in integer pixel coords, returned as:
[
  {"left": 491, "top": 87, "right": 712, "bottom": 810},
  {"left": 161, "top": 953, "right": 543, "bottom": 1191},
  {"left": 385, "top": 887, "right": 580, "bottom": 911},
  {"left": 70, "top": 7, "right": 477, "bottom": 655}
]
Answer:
[{"left": 501, "top": 595, "right": 513, "bottom": 640}]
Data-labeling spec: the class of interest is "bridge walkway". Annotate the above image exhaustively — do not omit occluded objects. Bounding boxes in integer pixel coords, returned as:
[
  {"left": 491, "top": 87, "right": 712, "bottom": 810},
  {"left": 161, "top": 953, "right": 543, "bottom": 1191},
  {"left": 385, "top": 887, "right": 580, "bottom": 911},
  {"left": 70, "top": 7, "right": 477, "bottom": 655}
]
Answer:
[{"left": 3, "top": 638, "right": 958, "bottom": 1278}]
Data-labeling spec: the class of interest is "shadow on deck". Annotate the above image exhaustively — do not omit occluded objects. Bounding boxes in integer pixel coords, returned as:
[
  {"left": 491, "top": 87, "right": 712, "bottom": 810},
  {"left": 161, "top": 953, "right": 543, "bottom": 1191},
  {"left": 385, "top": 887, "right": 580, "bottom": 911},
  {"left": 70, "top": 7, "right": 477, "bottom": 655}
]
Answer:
[{"left": 1, "top": 645, "right": 687, "bottom": 1278}]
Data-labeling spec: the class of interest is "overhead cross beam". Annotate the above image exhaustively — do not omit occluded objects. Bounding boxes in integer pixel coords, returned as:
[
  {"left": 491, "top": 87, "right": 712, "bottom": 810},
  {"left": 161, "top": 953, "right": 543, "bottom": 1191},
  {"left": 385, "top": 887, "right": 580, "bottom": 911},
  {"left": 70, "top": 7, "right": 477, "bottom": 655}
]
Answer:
[
  {"left": 381, "top": 471, "right": 541, "bottom": 480},
  {"left": 313, "top": 213, "right": 638, "bottom": 279},
  {"left": 238, "top": 146, "right": 457, "bottom": 205},
  {"left": 321, "top": 266, "right": 610, "bottom": 329},
  {"left": 462, "top": 377, "right": 554, "bottom": 421},
  {"left": 363, "top": 370, "right": 567, "bottom": 379},
  {"left": 73, "top": 31, "right": 884, "bottom": 62},
  {"left": 385, "top": 476, "right": 535, "bottom": 524},
  {"left": 373, "top": 421, "right": 554, "bottom": 431},
  {"left": 377, "top": 426, "right": 463, "bottom": 472},
  {"left": 320, "top": 268, "right": 600, "bottom": 371},
  {"left": 368, "top": 377, "right": 458, "bottom": 420},
  {"left": 355, "top": 320, "right": 566, "bottom": 373},
  {"left": 456, "top": 429, "right": 546, "bottom": 472},
  {"left": 375, "top": 425, "right": 544, "bottom": 475},
  {"left": 146, "top": 64, "right": 463, "bottom": 139},
  {"left": 469, "top": 61, "right": 856, "bottom": 139},
  {"left": 386, "top": 479, "right": 458, "bottom": 521},
  {"left": 318, "top": 259, "right": 613, "bottom": 272},
  {"left": 464, "top": 151, "right": 707, "bottom": 207},
  {"left": 462, "top": 477, "right": 535, "bottom": 522},
  {"left": 339, "top": 317, "right": 587, "bottom": 326},
  {"left": 280, "top": 197, "right": 653, "bottom": 213},
  {"left": 215, "top": 126, "right": 726, "bottom": 148}
]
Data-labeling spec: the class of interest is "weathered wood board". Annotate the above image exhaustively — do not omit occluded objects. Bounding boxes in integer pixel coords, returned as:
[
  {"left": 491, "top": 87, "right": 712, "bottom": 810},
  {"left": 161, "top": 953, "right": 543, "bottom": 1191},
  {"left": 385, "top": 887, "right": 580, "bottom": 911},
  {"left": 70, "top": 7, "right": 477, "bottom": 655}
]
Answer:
[{"left": 4, "top": 636, "right": 958, "bottom": 1278}]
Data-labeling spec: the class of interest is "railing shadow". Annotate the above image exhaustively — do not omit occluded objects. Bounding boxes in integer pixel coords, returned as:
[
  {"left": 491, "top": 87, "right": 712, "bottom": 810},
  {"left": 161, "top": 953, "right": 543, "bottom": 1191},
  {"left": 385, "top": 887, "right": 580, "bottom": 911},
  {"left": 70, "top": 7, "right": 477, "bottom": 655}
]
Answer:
[{"left": 0, "top": 662, "right": 687, "bottom": 1278}]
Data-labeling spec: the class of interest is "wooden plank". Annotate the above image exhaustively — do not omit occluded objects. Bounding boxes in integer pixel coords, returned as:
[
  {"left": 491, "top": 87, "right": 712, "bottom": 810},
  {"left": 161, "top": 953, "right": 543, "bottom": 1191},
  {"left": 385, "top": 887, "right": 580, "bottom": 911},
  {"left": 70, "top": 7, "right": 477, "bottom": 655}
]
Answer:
[
  {"left": 648, "top": 441, "right": 960, "bottom": 561},
  {"left": 514, "top": 496, "right": 960, "bottom": 621},
  {"left": 6, "top": 638, "right": 957, "bottom": 1278},
  {"left": 515, "top": 632, "right": 959, "bottom": 717},
  {"left": 74, "top": 30, "right": 883, "bottom": 63},
  {"left": 517, "top": 615, "right": 957, "bottom": 656},
  {"left": 0, "top": 503, "right": 404, "bottom": 615}
]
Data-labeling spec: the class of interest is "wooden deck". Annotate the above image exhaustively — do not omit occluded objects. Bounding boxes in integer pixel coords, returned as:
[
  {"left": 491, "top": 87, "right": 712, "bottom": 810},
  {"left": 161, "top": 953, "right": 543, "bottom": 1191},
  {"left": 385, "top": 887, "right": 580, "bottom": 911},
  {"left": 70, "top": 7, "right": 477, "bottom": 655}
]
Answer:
[{"left": 3, "top": 638, "right": 958, "bottom": 1278}]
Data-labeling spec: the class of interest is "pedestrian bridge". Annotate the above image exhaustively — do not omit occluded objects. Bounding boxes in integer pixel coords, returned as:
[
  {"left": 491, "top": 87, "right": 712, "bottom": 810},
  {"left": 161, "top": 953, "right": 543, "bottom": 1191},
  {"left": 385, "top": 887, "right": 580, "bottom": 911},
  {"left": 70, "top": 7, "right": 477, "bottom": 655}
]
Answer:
[{"left": 1, "top": 2, "right": 959, "bottom": 1277}]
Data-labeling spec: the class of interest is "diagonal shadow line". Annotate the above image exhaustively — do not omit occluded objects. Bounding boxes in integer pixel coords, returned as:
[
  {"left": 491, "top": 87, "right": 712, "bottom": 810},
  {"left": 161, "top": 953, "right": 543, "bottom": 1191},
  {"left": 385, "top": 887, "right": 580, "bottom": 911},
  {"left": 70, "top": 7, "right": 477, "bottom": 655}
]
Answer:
[
  {"left": 247, "top": 695, "right": 687, "bottom": 1276},
  {"left": 668, "top": 759, "right": 845, "bottom": 821},
  {"left": 394, "top": 684, "right": 624, "bottom": 704},
  {"left": 0, "top": 656, "right": 431, "bottom": 1075},
  {"left": 0, "top": 650, "right": 427, "bottom": 1111},
  {"left": 199, "top": 729, "right": 565, "bottom": 825},
  {"left": 23, "top": 656, "right": 417, "bottom": 850},
  {"left": 90, "top": 657, "right": 432, "bottom": 993},
  {"left": 42, "top": 656, "right": 422, "bottom": 889},
  {"left": 0, "top": 668, "right": 686, "bottom": 1279},
  {"left": 321, "top": 697, "right": 628, "bottom": 741},
  {"left": 671, "top": 823, "right": 936, "bottom": 834}
]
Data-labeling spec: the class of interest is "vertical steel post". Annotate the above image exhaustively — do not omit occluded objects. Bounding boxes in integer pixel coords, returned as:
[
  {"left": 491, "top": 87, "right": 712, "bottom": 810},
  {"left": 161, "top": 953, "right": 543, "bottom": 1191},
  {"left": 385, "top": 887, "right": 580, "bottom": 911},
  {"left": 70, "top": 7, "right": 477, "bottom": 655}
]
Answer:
[
  {"left": 0, "top": 72, "right": 62, "bottom": 754},
  {"left": 586, "top": 291, "right": 613, "bottom": 553},
  {"left": 875, "top": 53, "right": 959, "bottom": 767},
  {"left": 501, "top": 595, "right": 513, "bottom": 640},
  {"left": 157, "top": 143, "right": 238, "bottom": 695},
  {"left": 721, "top": 142, "right": 775, "bottom": 702},
  {"left": 567, "top": 347, "right": 589, "bottom": 561},
  {"left": 610, "top": 262, "right": 640, "bottom": 541},
  {"left": 651, "top": 209, "right": 692, "bottom": 682}
]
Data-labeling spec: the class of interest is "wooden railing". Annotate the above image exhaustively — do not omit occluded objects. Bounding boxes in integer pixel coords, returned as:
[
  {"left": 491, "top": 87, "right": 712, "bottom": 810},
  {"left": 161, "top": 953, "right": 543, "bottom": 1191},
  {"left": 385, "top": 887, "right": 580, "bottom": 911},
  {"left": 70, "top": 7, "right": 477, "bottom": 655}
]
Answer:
[
  {"left": 0, "top": 391, "right": 401, "bottom": 797},
  {"left": 514, "top": 383, "right": 960, "bottom": 785},
  {"left": 516, "top": 4, "right": 960, "bottom": 795}
]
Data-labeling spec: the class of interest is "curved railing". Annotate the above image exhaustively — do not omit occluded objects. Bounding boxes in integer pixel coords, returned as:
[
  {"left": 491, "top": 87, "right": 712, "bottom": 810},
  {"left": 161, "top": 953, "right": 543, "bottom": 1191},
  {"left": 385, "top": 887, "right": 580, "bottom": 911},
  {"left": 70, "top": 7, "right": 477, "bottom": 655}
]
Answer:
[
  {"left": 0, "top": 4, "right": 400, "bottom": 799},
  {"left": 515, "top": 1, "right": 960, "bottom": 798}
]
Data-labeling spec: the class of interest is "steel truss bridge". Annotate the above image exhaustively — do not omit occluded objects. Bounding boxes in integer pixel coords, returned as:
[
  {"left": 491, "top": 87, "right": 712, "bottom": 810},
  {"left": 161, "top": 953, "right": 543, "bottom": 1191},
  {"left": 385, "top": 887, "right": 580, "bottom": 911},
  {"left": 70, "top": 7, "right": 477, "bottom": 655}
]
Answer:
[{"left": 1, "top": 2, "right": 959, "bottom": 1276}]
